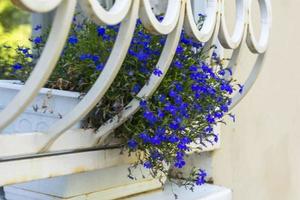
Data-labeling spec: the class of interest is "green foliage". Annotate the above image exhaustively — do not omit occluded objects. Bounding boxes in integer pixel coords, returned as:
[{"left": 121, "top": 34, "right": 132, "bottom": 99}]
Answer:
[
  {"left": 0, "top": 0, "right": 31, "bottom": 78},
  {"left": 0, "top": 0, "right": 30, "bottom": 32}
]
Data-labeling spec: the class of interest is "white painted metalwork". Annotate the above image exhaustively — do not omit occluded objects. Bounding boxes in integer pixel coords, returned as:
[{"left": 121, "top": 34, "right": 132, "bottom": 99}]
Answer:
[
  {"left": 139, "top": 0, "right": 181, "bottom": 34},
  {"left": 184, "top": 0, "right": 218, "bottom": 42},
  {"left": 0, "top": 0, "right": 272, "bottom": 186},
  {"left": 79, "top": 0, "right": 132, "bottom": 25},
  {"left": 218, "top": 0, "right": 246, "bottom": 49},
  {"left": 0, "top": 0, "right": 76, "bottom": 132}
]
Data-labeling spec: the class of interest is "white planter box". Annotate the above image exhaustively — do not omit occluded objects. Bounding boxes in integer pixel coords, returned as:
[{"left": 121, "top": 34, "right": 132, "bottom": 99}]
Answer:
[
  {"left": 5, "top": 164, "right": 162, "bottom": 200},
  {"left": 0, "top": 80, "right": 81, "bottom": 134}
]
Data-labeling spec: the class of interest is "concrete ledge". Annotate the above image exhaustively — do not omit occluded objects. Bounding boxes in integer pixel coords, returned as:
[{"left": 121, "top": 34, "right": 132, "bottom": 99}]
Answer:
[
  {"left": 126, "top": 184, "right": 232, "bottom": 200},
  {"left": 4, "top": 164, "right": 162, "bottom": 200},
  {"left": 4, "top": 179, "right": 161, "bottom": 200}
]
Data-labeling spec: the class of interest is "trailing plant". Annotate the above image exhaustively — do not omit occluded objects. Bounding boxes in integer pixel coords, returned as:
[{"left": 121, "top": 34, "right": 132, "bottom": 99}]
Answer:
[{"left": 0, "top": 14, "right": 243, "bottom": 190}]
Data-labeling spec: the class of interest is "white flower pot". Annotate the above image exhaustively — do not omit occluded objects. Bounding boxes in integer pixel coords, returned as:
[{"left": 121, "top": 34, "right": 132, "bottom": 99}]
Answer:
[{"left": 0, "top": 80, "right": 81, "bottom": 134}]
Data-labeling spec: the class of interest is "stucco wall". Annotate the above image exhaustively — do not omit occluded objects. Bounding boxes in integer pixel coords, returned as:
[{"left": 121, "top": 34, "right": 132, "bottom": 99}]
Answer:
[{"left": 212, "top": 1, "right": 300, "bottom": 199}]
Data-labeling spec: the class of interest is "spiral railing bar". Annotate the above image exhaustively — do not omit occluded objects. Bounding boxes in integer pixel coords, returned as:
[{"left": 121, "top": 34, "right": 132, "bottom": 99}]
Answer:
[
  {"left": 79, "top": 0, "right": 132, "bottom": 25},
  {"left": 0, "top": 0, "right": 272, "bottom": 158},
  {"left": 95, "top": 1, "right": 186, "bottom": 143},
  {"left": 38, "top": 0, "right": 140, "bottom": 153},
  {"left": 218, "top": 0, "right": 246, "bottom": 49},
  {"left": 184, "top": 0, "right": 218, "bottom": 42},
  {"left": 229, "top": 53, "right": 265, "bottom": 110},
  {"left": 246, "top": 0, "right": 272, "bottom": 54},
  {"left": 229, "top": 0, "right": 271, "bottom": 110},
  {"left": 11, "top": 0, "right": 62, "bottom": 13},
  {"left": 139, "top": 0, "right": 181, "bottom": 34},
  {"left": 0, "top": 0, "right": 77, "bottom": 132}
]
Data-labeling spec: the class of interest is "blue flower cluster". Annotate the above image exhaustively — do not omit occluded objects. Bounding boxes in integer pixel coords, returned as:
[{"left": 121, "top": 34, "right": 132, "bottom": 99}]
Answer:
[
  {"left": 119, "top": 20, "right": 240, "bottom": 187},
  {"left": 196, "top": 169, "right": 207, "bottom": 185}
]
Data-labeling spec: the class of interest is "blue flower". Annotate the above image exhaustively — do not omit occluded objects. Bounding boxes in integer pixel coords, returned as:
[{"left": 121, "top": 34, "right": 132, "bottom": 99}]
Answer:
[
  {"left": 128, "top": 139, "right": 138, "bottom": 149},
  {"left": 176, "top": 151, "right": 185, "bottom": 159},
  {"left": 79, "top": 54, "right": 91, "bottom": 61},
  {"left": 181, "top": 37, "right": 191, "bottom": 45},
  {"left": 150, "top": 135, "right": 162, "bottom": 145},
  {"left": 214, "top": 111, "right": 223, "bottom": 119},
  {"left": 201, "top": 64, "right": 213, "bottom": 75},
  {"left": 213, "top": 134, "right": 219, "bottom": 143},
  {"left": 21, "top": 47, "right": 29, "bottom": 54},
  {"left": 238, "top": 84, "right": 244, "bottom": 94},
  {"left": 174, "top": 160, "right": 186, "bottom": 168},
  {"left": 177, "top": 142, "right": 189, "bottom": 151},
  {"left": 34, "top": 24, "right": 42, "bottom": 31},
  {"left": 180, "top": 137, "right": 191, "bottom": 145},
  {"left": 192, "top": 41, "right": 203, "bottom": 48},
  {"left": 174, "top": 61, "right": 183, "bottom": 69},
  {"left": 157, "top": 109, "right": 165, "bottom": 119},
  {"left": 191, "top": 83, "right": 200, "bottom": 92},
  {"left": 159, "top": 38, "right": 166, "bottom": 45},
  {"left": 189, "top": 65, "right": 198, "bottom": 72},
  {"left": 194, "top": 103, "right": 202, "bottom": 112},
  {"left": 220, "top": 82, "right": 233, "bottom": 94},
  {"left": 220, "top": 104, "right": 229, "bottom": 112},
  {"left": 196, "top": 169, "right": 207, "bottom": 185},
  {"left": 150, "top": 150, "right": 162, "bottom": 160},
  {"left": 25, "top": 53, "right": 33, "bottom": 58},
  {"left": 194, "top": 92, "right": 201, "bottom": 99},
  {"left": 139, "top": 132, "right": 150, "bottom": 143},
  {"left": 156, "top": 15, "right": 164, "bottom": 22},
  {"left": 164, "top": 103, "right": 177, "bottom": 115},
  {"left": 144, "top": 161, "right": 153, "bottom": 169},
  {"left": 97, "top": 27, "right": 106, "bottom": 37},
  {"left": 143, "top": 110, "right": 157, "bottom": 124},
  {"left": 227, "top": 99, "right": 232, "bottom": 106},
  {"left": 136, "top": 50, "right": 148, "bottom": 61},
  {"left": 12, "top": 63, "right": 23, "bottom": 70},
  {"left": 139, "top": 100, "right": 147, "bottom": 109},
  {"left": 68, "top": 35, "right": 78, "bottom": 45},
  {"left": 153, "top": 68, "right": 163, "bottom": 77},
  {"left": 132, "top": 83, "right": 141, "bottom": 93},
  {"left": 212, "top": 52, "right": 218, "bottom": 59},
  {"left": 158, "top": 94, "right": 166, "bottom": 103},
  {"left": 205, "top": 126, "right": 213, "bottom": 133},
  {"left": 168, "top": 134, "right": 179, "bottom": 143},
  {"left": 206, "top": 114, "right": 215, "bottom": 123},
  {"left": 175, "top": 83, "right": 184, "bottom": 92},
  {"left": 33, "top": 36, "right": 42, "bottom": 44},
  {"left": 92, "top": 55, "right": 100, "bottom": 62},
  {"left": 103, "top": 35, "right": 111, "bottom": 41},
  {"left": 169, "top": 89, "right": 177, "bottom": 98},
  {"left": 176, "top": 45, "right": 184, "bottom": 54},
  {"left": 96, "top": 63, "right": 104, "bottom": 71},
  {"left": 155, "top": 126, "right": 166, "bottom": 135},
  {"left": 174, "top": 95, "right": 183, "bottom": 105},
  {"left": 218, "top": 69, "right": 226, "bottom": 76},
  {"left": 169, "top": 120, "right": 180, "bottom": 130}
]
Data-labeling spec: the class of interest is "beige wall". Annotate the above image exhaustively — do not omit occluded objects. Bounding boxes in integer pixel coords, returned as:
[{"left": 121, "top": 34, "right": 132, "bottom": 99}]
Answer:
[{"left": 213, "top": 1, "right": 300, "bottom": 199}]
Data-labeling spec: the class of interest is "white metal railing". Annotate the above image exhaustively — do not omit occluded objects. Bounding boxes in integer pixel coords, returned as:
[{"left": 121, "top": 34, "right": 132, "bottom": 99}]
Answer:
[{"left": 0, "top": 0, "right": 271, "bottom": 186}]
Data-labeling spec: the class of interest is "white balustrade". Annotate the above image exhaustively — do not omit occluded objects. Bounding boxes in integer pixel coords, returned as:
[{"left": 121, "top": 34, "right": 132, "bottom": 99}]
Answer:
[{"left": 0, "top": 0, "right": 272, "bottom": 188}]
